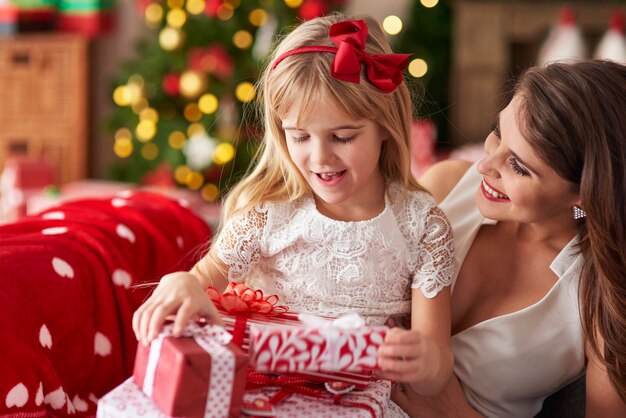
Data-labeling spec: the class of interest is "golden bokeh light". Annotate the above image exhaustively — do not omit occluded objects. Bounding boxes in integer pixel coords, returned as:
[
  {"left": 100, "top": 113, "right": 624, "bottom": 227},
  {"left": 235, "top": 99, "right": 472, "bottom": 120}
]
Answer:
[
  {"left": 225, "top": 0, "right": 240, "bottom": 7},
  {"left": 187, "top": 123, "right": 206, "bottom": 137},
  {"left": 159, "top": 27, "right": 183, "bottom": 51},
  {"left": 421, "top": 0, "right": 439, "bottom": 8},
  {"left": 249, "top": 8, "right": 267, "bottom": 26},
  {"left": 131, "top": 97, "right": 149, "bottom": 114},
  {"left": 186, "top": 171, "right": 205, "bottom": 189},
  {"left": 141, "top": 142, "right": 159, "bottom": 160},
  {"left": 175, "top": 165, "right": 191, "bottom": 184},
  {"left": 113, "top": 86, "right": 132, "bottom": 106},
  {"left": 198, "top": 93, "right": 219, "bottom": 114},
  {"left": 217, "top": 4, "right": 234, "bottom": 20},
  {"left": 114, "top": 128, "right": 132, "bottom": 141},
  {"left": 284, "top": 0, "right": 302, "bottom": 8},
  {"left": 186, "top": 0, "right": 205, "bottom": 15},
  {"left": 213, "top": 142, "right": 235, "bottom": 164},
  {"left": 144, "top": 3, "right": 163, "bottom": 26},
  {"left": 136, "top": 120, "right": 157, "bottom": 142},
  {"left": 232, "top": 30, "right": 253, "bottom": 49},
  {"left": 168, "top": 131, "right": 186, "bottom": 149},
  {"left": 179, "top": 70, "right": 206, "bottom": 98},
  {"left": 235, "top": 81, "right": 256, "bottom": 103},
  {"left": 201, "top": 183, "right": 220, "bottom": 202},
  {"left": 167, "top": 0, "right": 184, "bottom": 9},
  {"left": 383, "top": 15, "right": 403, "bottom": 35},
  {"left": 184, "top": 103, "right": 203, "bottom": 122},
  {"left": 139, "top": 107, "right": 159, "bottom": 123},
  {"left": 408, "top": 58, "right": 428, "bottom": 78},
  {"left": 114, "top": 138, "right": 133, "bottom": 158},
  {"left": 166, "top": 8, "right": 187, "bottom": 28}
]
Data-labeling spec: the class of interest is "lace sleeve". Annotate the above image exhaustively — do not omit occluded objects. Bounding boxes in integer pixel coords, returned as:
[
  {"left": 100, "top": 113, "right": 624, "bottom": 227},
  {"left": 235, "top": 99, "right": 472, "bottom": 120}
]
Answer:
[
  {"left": 412, "top": 205, "right": 456, "bottom": 298},
  {"left": 215, "top": 205, "right": 268, "bottom": 282}
]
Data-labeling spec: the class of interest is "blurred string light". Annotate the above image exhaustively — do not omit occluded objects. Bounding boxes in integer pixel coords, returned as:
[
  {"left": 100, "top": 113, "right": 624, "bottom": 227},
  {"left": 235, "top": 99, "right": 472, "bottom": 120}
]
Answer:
[
  {"left": 159, "top": 27, "right": 183, "bottom": 51},
  {"left": 408, "top": 58, "right": 428, "bottom": 78},
  {"left": 186, "top": 0, "right": 205, "bottom": 15},
  {"left": 144, "top": 3, "right": 163, "bottom": 26},
  {"left": 167, "top": 0, "right": 184, "bottom": 8},
  {"left": 235, "top": 81, "right": 256, "bottom": 102},
  {"left": 249, "top": 8, "right": 268, "bottom": 26},
  {"left": 184, "top": 103, "right": 203, "bottom": 122},
  {"left": 186, "top": 171, "right": 204, "bottom": 190},
  {"left": 141, "top": 142, "right": 159, "bottom": 160},
  {"left": 213, "top": 142, "right": 235, "bottom": 164},
  {"left": 166, "top": 8, "right": 187, "bottom": 28},
  {"left": 383, "top": 15, "right": 403, "bottom": 35},
  {"left": 421, "top": 0, "right": 439, "bottom": 8},
  {"left": 139, "top": 107, "right": 159, "bottom": 123},
  {"left": 136, "top": 120, "right": 157, "bottom": 142},
  {"left": 179, "top": 70, "right": 206, "bottom": 98},
  {"left": 201, "top": 183, "right": 220, "bottom": 202},
  {"left": 284, "top": 0, "right": 303, "bottom": 8},
  {"left": 175, "top": 165, "right": 191, "bottom": 183},
  {"left": 198, "top": 93, "right": 219, "bottom": 114},
  {"left": 114, "top": 128, "right": 133, "bottom": 158},
  {"left": 233, "top": 30, "right": 253, "bottom": 49},
  {"left": 187, "top": 122, "right": 205, "bottom": 137},
  {"left": 217, "top": 3, "right": 234, "bottom": 20},
  {"left": 168, "top": 131, "right": 186, "bottom": 149}
]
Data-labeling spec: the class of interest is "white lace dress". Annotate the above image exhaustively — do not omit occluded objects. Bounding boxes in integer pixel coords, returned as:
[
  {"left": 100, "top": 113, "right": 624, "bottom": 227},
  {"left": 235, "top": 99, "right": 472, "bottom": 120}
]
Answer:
[{"left": 215, "top": 182, "right": 455, "bottom": 326}]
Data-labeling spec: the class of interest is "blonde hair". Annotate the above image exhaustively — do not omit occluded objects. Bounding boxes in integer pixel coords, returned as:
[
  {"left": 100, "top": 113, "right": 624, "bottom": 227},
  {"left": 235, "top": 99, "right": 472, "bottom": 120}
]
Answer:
[{"left": 221, "top": 13, "right": 423, "bottom": 222}]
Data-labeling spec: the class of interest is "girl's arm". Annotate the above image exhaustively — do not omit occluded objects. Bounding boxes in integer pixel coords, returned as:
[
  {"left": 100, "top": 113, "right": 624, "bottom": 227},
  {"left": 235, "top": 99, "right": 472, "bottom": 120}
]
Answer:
[
  {"left": 585, "top": 340, "right": 626, "bottom": 417},
  {"left": 377, "top": 288, "right": 453, "bottom": 395},
  {"left": 132, "top": 247, "right": 229, "bottom": 345}
]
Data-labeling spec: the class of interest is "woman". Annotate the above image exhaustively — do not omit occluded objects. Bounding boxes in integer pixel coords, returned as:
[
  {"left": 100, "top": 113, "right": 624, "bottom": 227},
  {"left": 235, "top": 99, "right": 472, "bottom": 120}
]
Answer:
[{"left": 392, "top": 60, "right": 626, "bottom": 417}]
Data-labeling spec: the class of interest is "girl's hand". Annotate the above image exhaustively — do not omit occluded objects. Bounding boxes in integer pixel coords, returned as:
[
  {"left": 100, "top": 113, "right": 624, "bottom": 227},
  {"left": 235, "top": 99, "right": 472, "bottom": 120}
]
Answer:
[
  {"left": 376, "top": 327, "right": 453, "bottom": 395},
  {"left": 132, "top": 272, "right": 223, "bottom": 345}
]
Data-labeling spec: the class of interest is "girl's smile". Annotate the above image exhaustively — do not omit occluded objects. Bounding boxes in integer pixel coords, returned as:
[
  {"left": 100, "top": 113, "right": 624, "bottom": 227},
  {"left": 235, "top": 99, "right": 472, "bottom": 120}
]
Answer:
[{"left": 480, "top": 178, "right": 510, "bottom": 201}]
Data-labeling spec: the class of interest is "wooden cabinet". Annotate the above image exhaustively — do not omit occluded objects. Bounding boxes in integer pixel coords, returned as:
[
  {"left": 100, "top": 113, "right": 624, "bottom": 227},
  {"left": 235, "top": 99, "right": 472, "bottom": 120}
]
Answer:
[{"left": 0, "top": 35, "right": 88, "bottom": 184}]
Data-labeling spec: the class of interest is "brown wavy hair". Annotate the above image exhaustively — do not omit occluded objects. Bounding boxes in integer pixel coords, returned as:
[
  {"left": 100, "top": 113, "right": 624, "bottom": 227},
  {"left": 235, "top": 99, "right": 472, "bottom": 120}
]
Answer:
[{"left": 515, "top": 60, "right": 626, "bottom": 402}]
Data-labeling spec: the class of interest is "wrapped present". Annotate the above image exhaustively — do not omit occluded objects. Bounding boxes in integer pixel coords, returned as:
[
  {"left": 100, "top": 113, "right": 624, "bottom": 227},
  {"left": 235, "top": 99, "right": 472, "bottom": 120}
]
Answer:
[
  {"left": 207, "top": 284, "right": 379, "bottom": 389},
  {"left": 243, "top": 372, "right": 391, "bottom": 418},
  {"left": 132, "top": 323, "right": 246, "bottom": 418},
  {"left": 250, "top": 313, "right": 388, "bottom": 374},
  {"left": 97, "top": 374, "right": 391, "bottom": 418}
]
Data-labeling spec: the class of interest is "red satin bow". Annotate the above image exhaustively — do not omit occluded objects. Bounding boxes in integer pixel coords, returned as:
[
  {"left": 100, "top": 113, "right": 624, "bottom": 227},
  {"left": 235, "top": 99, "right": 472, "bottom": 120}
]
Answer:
[
  {"left": 272, "top": 19, "right": 411, "bottom": 93},
  {"left": 206, "top": 282, "right": 289, "bottom": 315}
]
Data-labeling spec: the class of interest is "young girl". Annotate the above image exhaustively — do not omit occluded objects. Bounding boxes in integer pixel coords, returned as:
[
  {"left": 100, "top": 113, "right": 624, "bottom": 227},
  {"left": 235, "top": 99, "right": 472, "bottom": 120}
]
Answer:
[{"left": 133, "top": 14, "right": 455, "bottom": 398}]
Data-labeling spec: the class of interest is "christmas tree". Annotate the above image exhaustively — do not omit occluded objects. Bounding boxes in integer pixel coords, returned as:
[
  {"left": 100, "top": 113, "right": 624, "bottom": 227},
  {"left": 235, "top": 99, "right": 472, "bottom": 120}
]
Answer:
[
  {"left": 105, "top": 0, "right": 344, "bottom": 202},
  {"left": 393, "top": 0, "right": 451, "bottom": 147}
]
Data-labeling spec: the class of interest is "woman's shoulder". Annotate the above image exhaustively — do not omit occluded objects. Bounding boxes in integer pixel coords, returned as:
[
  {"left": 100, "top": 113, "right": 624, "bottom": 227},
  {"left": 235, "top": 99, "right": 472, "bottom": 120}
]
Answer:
[{"left": 418, "top": 159, "right": 474, "bottom": 204}]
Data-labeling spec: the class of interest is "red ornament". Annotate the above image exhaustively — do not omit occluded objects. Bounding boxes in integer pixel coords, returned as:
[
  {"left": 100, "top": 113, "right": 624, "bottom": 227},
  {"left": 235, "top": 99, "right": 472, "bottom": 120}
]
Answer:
[
  {"left": 140, "top": 163, "right": 176, "bottom": 188},
  {"left": 188, "top": 45, "right": 234, "bottom": 79},
  {"left": 299, "top": 0, "right": 327, "bottom": 21},
  {"left": 162, "top": 73, "right": 180, "bottom": 96},
  {"left": 204, "top": 0, "right": 222, "bottom": 17}
]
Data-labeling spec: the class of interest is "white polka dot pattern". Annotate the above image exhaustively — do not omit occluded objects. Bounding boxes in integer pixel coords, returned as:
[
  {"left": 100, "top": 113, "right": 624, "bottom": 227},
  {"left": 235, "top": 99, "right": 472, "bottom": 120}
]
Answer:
[
  {"left": 115, "top": 224, "right": 136, "bottom": 243},
  {"left": 52, "top": 257, "right": 74, "bottom": 279},
  {"left": 42, "top": 227, "right": 68, "bottom": 235},
  {"left": 39, "top": 325, "right": 52, "bottom": 349}
]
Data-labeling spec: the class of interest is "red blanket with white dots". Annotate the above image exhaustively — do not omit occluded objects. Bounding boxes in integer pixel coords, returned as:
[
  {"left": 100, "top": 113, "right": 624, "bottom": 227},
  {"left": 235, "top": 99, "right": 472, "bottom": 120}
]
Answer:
[{"left": 0, "top": 191, "right": 211, "bottom": 417}]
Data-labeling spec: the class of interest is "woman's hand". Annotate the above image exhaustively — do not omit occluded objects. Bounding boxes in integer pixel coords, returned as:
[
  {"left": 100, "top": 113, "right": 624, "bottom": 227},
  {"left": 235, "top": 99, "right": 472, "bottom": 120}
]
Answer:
[
  {"left": 377, "top": 327, "right": 453, "bottom": 395},
  {"left": 391, "top": 374, "right": 482, "bottom": 418},
  {"left": 132, "top": 272, "right": 223, "bottom": 345}
]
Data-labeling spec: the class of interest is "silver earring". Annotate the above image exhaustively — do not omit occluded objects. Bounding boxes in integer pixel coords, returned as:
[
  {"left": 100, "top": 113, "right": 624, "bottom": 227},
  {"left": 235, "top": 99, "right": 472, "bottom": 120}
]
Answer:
[{"left": 573, "top": 205, "right": 586, "bottom": 220}]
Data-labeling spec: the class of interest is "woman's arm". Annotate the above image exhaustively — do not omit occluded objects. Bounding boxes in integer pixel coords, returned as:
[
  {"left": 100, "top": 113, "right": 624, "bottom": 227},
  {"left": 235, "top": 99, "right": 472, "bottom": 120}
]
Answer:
[
  {"left": 418, "top": 159, "right": 473, "bottom": 204},
  {"left": 585, "top": 342, "right": 626, "bottom": 417},
  {"left": 391, "top": 374, "right": 484, "bottom": 418}
]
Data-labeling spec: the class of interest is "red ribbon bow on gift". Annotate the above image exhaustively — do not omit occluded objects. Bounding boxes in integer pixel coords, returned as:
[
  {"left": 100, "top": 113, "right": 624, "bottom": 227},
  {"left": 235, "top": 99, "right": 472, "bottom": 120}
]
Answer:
[
  {"left": 272, "top": 20, "right": 411, "bottom": 93},
  {"left": 206, "top": 283, "right": 289, "bottom": 316}
]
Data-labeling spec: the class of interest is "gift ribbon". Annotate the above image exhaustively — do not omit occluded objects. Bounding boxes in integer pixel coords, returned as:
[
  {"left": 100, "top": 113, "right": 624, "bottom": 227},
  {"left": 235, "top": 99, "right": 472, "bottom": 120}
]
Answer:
[
  {"left": 143, "top": 323, "right": 236, "bottom": 417},
  {"left": 207, "top": 283, "right": 296, "bottom": 348},
  {"left": 246, "top": 371, "right": 378, "bottom": 418}
]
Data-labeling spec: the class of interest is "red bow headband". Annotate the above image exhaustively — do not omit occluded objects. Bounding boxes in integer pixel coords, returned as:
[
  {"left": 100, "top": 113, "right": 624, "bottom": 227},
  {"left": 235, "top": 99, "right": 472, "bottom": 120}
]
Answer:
[{"left": 272, "top": 19, "right": 411, "bottom": 93}]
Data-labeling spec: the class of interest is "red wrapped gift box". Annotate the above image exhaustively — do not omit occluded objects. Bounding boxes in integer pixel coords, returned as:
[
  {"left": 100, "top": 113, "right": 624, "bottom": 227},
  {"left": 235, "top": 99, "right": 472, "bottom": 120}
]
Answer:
[
  {"left": 249, "top": 313, "right": 388, "bottom": 374},
  {"left": 208, "top": 284, "right": 381, "bottom": 389},
  {"left": 133, "top": 323, "right": 246, "bottom": 417}
]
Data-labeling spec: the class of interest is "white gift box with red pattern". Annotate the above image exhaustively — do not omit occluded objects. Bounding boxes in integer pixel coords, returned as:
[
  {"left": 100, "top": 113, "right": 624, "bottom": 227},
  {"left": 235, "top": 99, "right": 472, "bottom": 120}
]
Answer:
[{"left": 249, "top": 313, "right": 388, "bottom": 374}]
